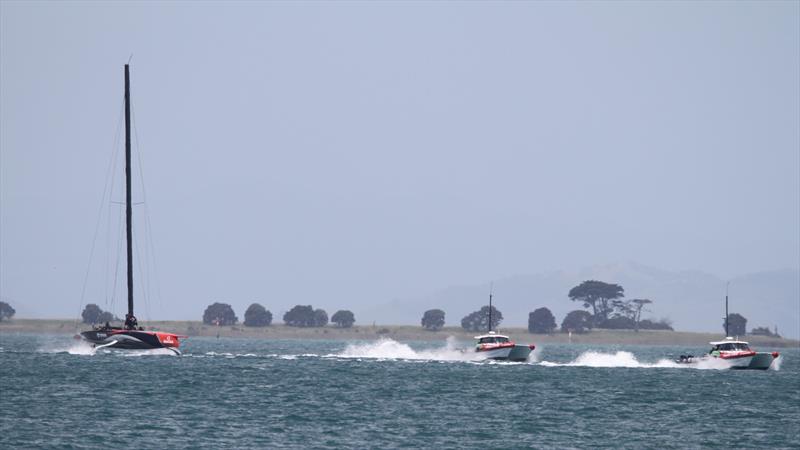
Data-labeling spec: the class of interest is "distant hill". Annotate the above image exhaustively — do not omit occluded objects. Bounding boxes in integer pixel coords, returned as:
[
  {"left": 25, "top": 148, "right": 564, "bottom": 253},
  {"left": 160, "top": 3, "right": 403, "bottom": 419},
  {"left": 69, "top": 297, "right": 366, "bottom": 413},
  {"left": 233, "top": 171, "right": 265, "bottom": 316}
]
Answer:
[{"left": 361, "top": 262, "right": 800, "bottom": 339}]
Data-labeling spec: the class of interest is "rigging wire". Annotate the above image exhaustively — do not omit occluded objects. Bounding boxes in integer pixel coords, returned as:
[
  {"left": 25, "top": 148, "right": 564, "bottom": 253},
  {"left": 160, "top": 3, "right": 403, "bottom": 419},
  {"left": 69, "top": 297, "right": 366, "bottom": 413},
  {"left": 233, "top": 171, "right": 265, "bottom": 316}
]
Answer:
[
  {"left": 76, "top": 97, "right": 125, "bottom": 328},
  {"left": 133, "top": 224, "right": 152, "bottom": 322},
  {"left": 108, "top": 203, "right": 125, "bottom": 315},
  {"left": 131, "top": 105, "right": 165, "bottom": 323},
  {"left": 104, "top": 131, "right": 123, "bottom": 310}
]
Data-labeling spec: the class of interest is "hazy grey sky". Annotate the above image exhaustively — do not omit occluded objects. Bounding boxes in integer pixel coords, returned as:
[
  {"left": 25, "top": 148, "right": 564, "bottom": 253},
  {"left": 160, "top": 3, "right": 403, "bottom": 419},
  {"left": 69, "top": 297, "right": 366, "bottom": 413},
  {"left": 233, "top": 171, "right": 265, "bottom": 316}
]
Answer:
[{"left": 1, "top": 1, "right": 798, "bottom": 321}]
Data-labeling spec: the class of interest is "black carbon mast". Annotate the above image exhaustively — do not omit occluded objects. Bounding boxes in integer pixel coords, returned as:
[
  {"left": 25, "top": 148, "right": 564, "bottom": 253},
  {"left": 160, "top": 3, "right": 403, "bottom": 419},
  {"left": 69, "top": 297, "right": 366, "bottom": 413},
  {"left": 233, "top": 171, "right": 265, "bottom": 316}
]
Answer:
[
  {"left": 123, "top": 64, "right": 137, "bottom": 330},
  {"left": 724, "top": 282, "right": 729, "bottom": 337},
  {"left": 488, "top": 283, "right": 493, "bottom": 332}
]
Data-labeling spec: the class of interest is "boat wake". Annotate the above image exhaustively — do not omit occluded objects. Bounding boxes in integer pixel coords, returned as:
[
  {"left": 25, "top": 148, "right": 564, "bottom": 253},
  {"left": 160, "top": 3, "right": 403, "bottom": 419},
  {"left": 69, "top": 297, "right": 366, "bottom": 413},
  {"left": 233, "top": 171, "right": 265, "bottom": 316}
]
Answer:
[
  {"left": 328, "top": 337, "right": 539, "bottom": 363},
  {"left": 42, "top": 341, "right": 179, "bottom": 356},
  {"left": 332, "top": 337, "right": 474, "bottom": 362},
  {"left": 539, "top": 350, "right": 734, "bottom": 370}
]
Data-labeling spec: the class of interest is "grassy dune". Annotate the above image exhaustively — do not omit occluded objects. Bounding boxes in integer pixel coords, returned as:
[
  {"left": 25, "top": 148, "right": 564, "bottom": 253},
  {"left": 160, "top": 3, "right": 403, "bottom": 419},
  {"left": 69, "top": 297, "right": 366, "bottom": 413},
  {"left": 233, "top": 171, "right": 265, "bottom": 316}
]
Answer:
[{"left": 1, "top": 318, "right": 797, "bottom": 348}]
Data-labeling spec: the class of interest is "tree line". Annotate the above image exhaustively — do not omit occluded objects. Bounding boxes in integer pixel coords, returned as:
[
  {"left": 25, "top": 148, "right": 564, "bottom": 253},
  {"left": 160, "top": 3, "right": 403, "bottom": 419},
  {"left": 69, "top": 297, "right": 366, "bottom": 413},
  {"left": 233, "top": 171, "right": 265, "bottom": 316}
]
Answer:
[
  {"left": 420, "top": 280, "right": 674, "bottom": 334},
  {"left": 420, "top": 279, "right": 764, "bottom": 336},
  {"left": 201, "top": 302, "right": 356, "bottom": 328},
  {"left": 52, "top": 277, "right": 767, "bottom": 336}
]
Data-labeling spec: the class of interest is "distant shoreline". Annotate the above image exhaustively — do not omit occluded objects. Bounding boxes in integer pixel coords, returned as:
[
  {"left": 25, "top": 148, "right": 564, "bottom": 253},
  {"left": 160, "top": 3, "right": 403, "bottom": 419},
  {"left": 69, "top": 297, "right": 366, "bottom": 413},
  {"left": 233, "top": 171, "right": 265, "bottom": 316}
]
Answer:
[{"left": 1, "top": 319, "right": 797, "bottom": 348}]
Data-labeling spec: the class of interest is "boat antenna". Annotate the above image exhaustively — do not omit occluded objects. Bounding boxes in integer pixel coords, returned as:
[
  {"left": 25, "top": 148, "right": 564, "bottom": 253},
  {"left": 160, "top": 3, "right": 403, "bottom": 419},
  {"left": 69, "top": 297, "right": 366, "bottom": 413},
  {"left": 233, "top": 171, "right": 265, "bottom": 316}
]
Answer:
[
  {"left": 488, "top": 282, "right": 493, "bottom": 333},
  {"left": 724, "top": 281, "right": 730, "bottom": 337},
  {"left": 124, "top": 64, "right": 135, "bottom": 330}
]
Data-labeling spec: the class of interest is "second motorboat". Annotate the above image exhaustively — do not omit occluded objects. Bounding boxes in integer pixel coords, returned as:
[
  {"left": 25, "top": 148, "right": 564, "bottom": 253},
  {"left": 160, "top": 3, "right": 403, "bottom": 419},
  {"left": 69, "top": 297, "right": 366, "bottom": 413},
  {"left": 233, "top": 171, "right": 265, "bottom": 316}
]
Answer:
[{"left": 472, "top": 288, "right": 535, "bottom": 362}]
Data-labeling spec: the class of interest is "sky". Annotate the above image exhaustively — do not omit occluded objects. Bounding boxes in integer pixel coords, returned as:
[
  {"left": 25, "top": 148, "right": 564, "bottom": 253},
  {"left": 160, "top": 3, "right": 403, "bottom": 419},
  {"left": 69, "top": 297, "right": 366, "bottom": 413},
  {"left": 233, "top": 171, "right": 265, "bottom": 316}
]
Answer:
[{"left": 1, "top": 1, "right": 798, "bottom": 324}]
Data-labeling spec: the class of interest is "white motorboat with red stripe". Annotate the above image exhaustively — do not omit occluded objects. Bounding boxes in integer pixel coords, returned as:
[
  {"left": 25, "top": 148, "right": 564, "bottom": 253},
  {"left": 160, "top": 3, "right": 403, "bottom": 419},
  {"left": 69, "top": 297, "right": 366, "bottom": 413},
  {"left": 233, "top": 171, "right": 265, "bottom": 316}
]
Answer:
[
  {"left": 675, "top": 337, "right": 779, "bottom": 370},
  {"left": 674, "top": 288, "right": 779, "bottom": 370},
  {"left": 472, "top": 287, "right": 535, "bottom": 362},
  {"left": 474, "top": 331, "right": 535, "bottom": 361}
]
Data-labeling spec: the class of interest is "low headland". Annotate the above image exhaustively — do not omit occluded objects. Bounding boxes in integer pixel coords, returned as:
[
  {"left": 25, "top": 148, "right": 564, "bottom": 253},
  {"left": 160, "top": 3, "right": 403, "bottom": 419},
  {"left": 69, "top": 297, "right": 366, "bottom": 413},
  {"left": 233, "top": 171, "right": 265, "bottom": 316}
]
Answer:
[{"left": 1, "top": 318, "right": 797, "bottom": 348}]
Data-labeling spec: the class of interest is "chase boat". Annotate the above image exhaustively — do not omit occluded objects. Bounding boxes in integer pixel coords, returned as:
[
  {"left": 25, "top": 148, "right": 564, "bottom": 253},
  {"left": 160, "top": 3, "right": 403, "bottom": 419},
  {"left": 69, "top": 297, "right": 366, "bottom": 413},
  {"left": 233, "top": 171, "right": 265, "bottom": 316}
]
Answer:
[
  {"left": 675, "top": 287, "right": 780, "bottom": 370},
  {"left": 472, "top": 287, "right": 535, "bottom": 362},
  {"left": 474, "top": 331, "right": 535, "bottom": 362},
  {"left": 675, "top": 337, "right": 779, "bottom": 370}
]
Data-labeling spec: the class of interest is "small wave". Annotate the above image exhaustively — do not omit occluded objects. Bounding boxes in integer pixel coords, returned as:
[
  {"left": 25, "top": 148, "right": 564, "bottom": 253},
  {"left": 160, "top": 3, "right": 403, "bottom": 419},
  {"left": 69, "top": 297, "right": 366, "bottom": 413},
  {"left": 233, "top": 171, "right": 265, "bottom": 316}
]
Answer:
[
  {"left": 769, "top": 355, "right": 783, "bottom": 371},
  {"left": 539, "top": 351, "right": 733, "bottom": 370}
]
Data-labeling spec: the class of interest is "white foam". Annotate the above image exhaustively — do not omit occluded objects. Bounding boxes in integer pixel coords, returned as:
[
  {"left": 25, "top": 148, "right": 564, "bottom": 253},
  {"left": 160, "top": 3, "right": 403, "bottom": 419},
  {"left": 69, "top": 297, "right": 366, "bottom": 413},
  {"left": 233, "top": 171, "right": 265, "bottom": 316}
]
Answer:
[
  {"left": 539, "top": 350, "right": 733, "bottom": 370},
  {"left": 38, "top": 340, "right": 98, "bottom": 355},
  {"left": 66, "top": 341, "right": 99, "bottom": 355},
  {"left": 769, "top": 355, "right": 783, "bottom": 371},
  {"left": 529, "top": 345, "right": 542, "bottom": 363},
  {"left": 117, "top": 348, "right": 179, "bottom": 357},
  {"left": 334, "top": 336, "right": 476, "bottom": 362},
  {"left": 39, "top": 340, "right": 179, "bottom": 357}
]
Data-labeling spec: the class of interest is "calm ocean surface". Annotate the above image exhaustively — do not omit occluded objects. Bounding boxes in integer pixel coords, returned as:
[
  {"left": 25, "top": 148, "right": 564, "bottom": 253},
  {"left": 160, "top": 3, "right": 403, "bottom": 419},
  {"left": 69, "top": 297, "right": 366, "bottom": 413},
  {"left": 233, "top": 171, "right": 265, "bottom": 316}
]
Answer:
[{"left": 1, "top": 333, "right": 798, "bottom": 449}]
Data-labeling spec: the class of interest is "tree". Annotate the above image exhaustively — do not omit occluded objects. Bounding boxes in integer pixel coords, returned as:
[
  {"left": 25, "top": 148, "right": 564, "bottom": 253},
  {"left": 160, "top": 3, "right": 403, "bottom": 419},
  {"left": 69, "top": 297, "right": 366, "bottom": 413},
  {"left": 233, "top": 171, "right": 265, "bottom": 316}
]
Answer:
[
  {"left": 610, "top": 299, "right": 635, "bottom": 320},
  {"left": 605, "top": 298, "right": 654, "bottom": 331},
  {"left": 244, "top": 303, "right": 272, "bottom": 327},
  {"left": 630, "top": 299, "right": 653, "bottom": 331},
  {"left": 461, "top": 306, "right": 503, "bottom": 332},
  {"left": 726, "top": 313, "right": 747, "bottom": 336},
  {"left": 421, "top": 309, "right": 445, "bottom": 331},
  {"left": 98, "top": 311, "right": 116, "bottom": 324},
  {"left": 313, "top": 309, "right": 328, "bottom": 327},
  {"left": 81, "top": 304, "right": 118, "bottom": 325},
  {"left": 283, "top": 305, "right": 316, "bottom": 327},
  {"left": 599, "top": 316, "right": 636, "bottom": 329},
  {"left": 560, "top": 310, "right": 593, "bottom": 334},
  {"left": 331, "top": 310, "right": 355, "bottom": 328},
  {"left": 0, "top": 301, "right": 16, "bottom": 322},
  {"left": 638, "top": 319, "right": 673, "bottom": 331},
  {"left": 202, "top": 302, "right": 238, "bottom": 326},
  {"left": 81, "top": 304, "right": 104, "bottom": 324},
  {"left": 528, "top": 307, "right": 557, "bottom": 334},
  {"left": 568, "top": 280, "right": 624, "bottom": 325},
  {"left": 750, "top": 326, "right": 780, "bottom": 338}
]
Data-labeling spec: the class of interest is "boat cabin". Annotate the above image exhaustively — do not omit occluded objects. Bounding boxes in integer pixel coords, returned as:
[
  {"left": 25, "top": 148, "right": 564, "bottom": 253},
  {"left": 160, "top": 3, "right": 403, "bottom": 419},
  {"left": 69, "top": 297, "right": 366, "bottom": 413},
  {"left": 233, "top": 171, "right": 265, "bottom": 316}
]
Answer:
[
  {"left": 474, "top": 331, "right": 511, "bottom": 344},
  {"left": 476, "top": 335, "right": 510, "bottom": 344},
  {"left": 708, "top": 337, "right": 751, "bottom": 353}
]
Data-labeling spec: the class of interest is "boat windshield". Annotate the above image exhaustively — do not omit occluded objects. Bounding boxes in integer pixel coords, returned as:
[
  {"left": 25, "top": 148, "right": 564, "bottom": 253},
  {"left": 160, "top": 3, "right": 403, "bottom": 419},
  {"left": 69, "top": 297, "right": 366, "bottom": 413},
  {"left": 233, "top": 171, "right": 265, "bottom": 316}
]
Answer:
[
  {"left": 478, "top": 336, "right": 510, "bottom": 344},
  {"left": 717, "top": 342, "right": 751, "bottom": 351}
]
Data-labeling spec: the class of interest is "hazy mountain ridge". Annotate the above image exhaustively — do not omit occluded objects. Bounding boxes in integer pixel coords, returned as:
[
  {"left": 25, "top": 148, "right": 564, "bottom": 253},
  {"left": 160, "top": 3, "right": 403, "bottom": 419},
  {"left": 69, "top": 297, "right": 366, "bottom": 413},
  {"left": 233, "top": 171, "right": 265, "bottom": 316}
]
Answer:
[{"left": 363, "top": 262, "right": 799, "bottom": 339}]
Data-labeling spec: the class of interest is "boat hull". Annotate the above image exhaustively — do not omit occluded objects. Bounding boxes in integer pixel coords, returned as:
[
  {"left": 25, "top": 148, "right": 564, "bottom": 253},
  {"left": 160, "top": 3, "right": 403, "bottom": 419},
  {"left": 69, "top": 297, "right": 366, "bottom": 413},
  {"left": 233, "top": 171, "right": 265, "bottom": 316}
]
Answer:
[
  {"left": 476, "top": 346, "right": 513, "bottom": 360},
  {"left": 476, "top": 345, "right": 532, "bottom": 362},
  {"left": 745, "top": 352, "right": 777, "bottom": 370},
  {"left": 81, "top": 329, "right": 181, "bottom": 351},
  {"left": 723, "top": 355, "right": 754, "bottom": 369},
  {"left": 507, "top": 345, "right": 533, "bottom": 362},
  {"left": 675, "top": 353, "right": 778, "bottom": 370}
]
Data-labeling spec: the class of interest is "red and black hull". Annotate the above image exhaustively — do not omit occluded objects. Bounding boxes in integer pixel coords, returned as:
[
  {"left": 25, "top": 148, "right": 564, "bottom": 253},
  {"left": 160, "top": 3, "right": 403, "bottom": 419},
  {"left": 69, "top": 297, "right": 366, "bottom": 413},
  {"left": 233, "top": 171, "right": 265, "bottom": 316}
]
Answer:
[{"left": 81, "top": 329, "right": 182, "bottom": 351}]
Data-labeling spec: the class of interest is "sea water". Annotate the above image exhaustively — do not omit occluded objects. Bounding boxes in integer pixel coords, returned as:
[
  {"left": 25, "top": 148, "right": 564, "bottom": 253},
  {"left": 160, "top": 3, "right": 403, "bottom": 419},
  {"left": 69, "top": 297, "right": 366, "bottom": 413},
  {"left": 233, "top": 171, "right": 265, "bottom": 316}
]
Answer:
[{"left": 1, "top": 333, "right": 798, "bottom": 449}]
